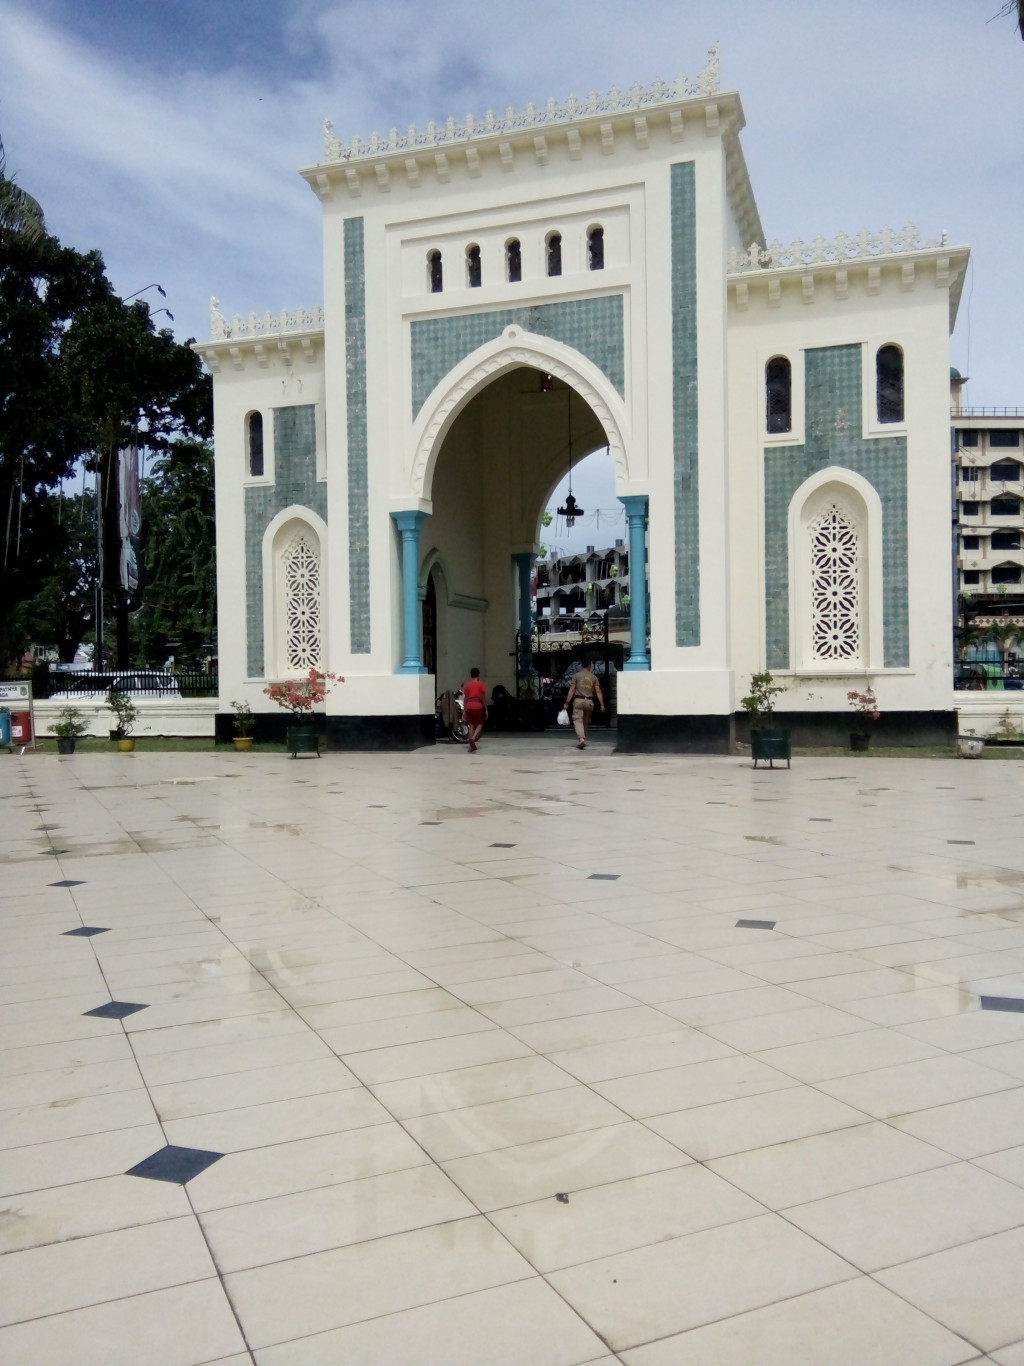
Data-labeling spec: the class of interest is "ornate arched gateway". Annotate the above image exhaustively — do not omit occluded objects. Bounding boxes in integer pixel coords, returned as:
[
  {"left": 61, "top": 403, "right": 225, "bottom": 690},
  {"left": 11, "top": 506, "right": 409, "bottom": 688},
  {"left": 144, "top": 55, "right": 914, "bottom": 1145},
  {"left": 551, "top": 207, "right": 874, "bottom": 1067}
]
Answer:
[{"left": 198, "top": 52, "right": 968, "bottom": 749}]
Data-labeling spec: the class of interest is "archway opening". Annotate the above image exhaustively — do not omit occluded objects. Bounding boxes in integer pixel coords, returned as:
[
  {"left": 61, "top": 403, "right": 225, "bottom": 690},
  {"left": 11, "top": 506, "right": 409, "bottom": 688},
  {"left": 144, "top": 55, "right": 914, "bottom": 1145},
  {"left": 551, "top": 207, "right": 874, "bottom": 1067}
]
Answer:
[{"left": 419, "top": 364, "right": 625, "bottom": 732}]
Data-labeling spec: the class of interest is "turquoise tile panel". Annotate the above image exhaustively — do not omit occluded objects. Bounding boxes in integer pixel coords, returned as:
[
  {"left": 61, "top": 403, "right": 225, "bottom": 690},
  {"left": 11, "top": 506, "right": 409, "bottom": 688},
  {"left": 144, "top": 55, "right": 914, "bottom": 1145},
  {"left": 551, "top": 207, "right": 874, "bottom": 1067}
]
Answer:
[
  {"left": 671, "top": 161, "right": 699, "bottom": 647},
  {"left": 763, "top": 343, "right": 908, "bottom": 670},
  {"left": 345, "top": 216, "right": 371, "bottom": 654},
  {"left": 244, "top": 404, "right": 326, "bottom": 677},
  {"left": 410, "top": 294, "right": 624, "bottom": 418}
]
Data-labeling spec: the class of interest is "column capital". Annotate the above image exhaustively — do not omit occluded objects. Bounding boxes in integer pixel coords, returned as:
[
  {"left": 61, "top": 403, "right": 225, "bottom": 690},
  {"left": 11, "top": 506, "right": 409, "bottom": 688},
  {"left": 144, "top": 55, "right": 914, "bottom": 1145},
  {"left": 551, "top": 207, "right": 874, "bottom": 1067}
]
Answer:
[
  {"left": 391, "top": 509, "right": 428, "bottom": 535},
  {"left": 620, "top": 494, "right": 649, "bottom": 518}
]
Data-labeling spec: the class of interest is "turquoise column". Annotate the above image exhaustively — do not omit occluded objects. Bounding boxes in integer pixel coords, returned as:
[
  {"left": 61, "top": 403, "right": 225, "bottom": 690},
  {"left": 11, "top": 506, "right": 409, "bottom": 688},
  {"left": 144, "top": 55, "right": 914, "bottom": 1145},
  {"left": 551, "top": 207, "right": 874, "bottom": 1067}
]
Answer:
[
  {"left": 392, "top": 511, "right": 428, "bottom": 673},
  {"left": 512, "top": 552, "right": 536, "bottom": 676},
  {"left": 621, "top": 495, "right": 650, "bottom": 670}
]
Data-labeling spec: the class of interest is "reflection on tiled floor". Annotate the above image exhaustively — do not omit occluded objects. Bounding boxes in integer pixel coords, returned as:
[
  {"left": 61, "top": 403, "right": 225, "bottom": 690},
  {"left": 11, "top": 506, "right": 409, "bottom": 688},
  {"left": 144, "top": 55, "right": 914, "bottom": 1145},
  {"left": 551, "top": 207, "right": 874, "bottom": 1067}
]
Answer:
[{"left": 3, "top": 741, "right": 1024, "bottom": 1364}]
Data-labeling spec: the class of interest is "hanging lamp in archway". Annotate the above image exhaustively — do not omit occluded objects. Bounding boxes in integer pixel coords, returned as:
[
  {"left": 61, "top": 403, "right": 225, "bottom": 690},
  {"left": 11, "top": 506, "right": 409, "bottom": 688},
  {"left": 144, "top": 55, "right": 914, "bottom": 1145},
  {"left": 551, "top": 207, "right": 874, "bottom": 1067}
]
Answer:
[{"left": 557, "top": 387, "right": 584, "bottom": 528}]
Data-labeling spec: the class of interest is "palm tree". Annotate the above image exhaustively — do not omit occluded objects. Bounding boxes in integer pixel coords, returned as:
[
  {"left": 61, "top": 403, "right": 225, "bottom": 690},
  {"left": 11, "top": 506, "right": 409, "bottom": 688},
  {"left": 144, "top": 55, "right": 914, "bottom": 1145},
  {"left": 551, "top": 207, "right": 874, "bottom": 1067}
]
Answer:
[{"left": 0, "top": 135, "right": 45, "bottom": 246}]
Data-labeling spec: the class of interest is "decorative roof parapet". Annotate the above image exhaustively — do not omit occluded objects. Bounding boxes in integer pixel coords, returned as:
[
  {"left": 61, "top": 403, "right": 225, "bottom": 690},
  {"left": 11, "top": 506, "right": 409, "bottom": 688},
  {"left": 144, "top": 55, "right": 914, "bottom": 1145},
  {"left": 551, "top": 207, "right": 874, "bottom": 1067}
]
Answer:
[
  {"left": 727, "top": 222, "right": 943, "bottom": 274},
  {"left": 208, "top": 296, "right": 324, "bottom": 341},
  {"left": 321, "top": 47, "right": 720, "bottom": 165}
]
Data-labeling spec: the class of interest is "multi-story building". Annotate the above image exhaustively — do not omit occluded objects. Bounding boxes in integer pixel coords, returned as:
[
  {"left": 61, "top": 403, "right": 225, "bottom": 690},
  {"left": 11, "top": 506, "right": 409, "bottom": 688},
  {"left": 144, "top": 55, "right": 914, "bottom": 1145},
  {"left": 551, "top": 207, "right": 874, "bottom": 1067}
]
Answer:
[
  {"left": 535, "top": 542, "right": 629, "bottom": 631},
  {"left": 951, "top": 379, "right": 1024, "bottom": 608}
]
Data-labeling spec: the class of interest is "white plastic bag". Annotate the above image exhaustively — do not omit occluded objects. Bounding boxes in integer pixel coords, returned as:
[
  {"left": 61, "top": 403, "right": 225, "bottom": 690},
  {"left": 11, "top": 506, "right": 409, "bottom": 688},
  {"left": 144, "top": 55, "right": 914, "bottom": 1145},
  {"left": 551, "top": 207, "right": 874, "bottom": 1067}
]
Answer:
[{"left": 556, "top": 708, "right": 570, "bottom": 727}]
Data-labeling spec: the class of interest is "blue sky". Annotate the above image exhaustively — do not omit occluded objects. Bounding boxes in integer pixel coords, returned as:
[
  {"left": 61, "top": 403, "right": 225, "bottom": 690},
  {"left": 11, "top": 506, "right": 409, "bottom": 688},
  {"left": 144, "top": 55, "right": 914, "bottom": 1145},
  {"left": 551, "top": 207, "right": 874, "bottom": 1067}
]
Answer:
[{"left": 2, "top": 1, "right": 1022, "bottom": 545}]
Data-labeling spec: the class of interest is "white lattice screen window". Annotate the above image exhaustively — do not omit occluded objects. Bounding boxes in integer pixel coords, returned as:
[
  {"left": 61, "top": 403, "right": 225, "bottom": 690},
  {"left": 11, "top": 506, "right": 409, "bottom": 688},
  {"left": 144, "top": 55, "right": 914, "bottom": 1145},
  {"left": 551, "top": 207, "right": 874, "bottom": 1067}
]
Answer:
[
  {"left": 808, "top": 501, "right": 861, "bottom": 662},
  {"left": 281, "top": 529, "right": 322, "bottom": 671}
]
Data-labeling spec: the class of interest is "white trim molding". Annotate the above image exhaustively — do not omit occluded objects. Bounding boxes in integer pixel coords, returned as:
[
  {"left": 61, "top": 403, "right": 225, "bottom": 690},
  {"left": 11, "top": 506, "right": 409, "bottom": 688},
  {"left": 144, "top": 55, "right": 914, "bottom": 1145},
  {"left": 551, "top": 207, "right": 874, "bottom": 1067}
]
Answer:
[{"left": 405, "top": 325, "right": 634, "bottom": 507}]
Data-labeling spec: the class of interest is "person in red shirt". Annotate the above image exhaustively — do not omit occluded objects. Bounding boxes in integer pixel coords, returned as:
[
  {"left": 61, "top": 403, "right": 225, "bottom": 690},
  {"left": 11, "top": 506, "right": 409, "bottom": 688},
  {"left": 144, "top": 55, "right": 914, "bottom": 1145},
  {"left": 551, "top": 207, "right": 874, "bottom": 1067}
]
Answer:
[{"left": 462, "top": 668, "right": 488, "bottom": 752}]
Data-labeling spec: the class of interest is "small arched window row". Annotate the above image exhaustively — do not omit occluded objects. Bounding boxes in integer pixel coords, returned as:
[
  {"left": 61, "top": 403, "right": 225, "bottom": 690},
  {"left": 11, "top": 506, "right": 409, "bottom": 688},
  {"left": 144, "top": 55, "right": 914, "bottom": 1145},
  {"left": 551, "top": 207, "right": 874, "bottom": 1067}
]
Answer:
[
  {"left": 876, "top": 343, "right": 904, "bottom": 425},
  {"left": 246, "top": 410, "right": 264, "bottom": 478},
  {"left": 425, "top": 224, "right": 608, "bottom": 292},
  {"left": 765, "top": 356, "right": 792, "bottom": 435}
]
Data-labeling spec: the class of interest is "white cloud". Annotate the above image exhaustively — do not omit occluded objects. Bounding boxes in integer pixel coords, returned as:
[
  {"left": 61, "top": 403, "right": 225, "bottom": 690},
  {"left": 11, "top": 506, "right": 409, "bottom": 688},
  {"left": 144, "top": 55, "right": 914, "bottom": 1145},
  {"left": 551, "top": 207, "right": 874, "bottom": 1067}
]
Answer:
[{"left": 0, "top": 0, "right": 1020, "bottom": 399}]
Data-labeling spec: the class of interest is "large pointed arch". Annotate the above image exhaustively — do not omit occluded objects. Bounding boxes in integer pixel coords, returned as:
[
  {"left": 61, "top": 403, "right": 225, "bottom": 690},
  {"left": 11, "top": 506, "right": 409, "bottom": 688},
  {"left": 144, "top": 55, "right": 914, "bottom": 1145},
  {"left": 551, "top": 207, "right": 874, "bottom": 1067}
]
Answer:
[{"left": 407, "top": 325, "right": 632, "bottom": 505}]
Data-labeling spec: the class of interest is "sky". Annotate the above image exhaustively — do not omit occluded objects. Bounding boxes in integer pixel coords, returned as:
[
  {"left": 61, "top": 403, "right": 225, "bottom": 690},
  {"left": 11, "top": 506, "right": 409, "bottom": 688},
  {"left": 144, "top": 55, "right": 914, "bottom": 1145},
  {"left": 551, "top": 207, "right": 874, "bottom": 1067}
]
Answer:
[{"left": 2, "top": 0, "right": 1022, "bottom": 550}]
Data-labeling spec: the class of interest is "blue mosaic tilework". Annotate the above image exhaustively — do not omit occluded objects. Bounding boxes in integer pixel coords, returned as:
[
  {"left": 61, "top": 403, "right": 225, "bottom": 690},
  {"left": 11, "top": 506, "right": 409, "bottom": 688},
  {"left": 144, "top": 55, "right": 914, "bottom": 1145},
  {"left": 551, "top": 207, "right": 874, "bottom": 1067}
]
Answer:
[
  {"left": 410, "top": 295, "right": 624, "bottom": 418},
  {"left": 345, "top": 217, "right": 371, "bottom": 654},
  {"left": 671, "top": 161, "right": 700, "bottom": 647},
  {"left": 764, "top": 344, "right": 908, "bottom": 670},
  {"left": 244, "top": 405, "right": 326, "bottom": 677}
]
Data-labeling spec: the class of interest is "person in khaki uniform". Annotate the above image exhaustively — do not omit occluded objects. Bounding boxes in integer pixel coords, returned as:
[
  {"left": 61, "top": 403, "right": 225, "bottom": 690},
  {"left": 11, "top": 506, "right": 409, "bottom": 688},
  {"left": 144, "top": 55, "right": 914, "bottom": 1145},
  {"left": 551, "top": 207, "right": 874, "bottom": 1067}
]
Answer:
[{"left": 565, "top": 659, "right": 604, "bottom": 749}]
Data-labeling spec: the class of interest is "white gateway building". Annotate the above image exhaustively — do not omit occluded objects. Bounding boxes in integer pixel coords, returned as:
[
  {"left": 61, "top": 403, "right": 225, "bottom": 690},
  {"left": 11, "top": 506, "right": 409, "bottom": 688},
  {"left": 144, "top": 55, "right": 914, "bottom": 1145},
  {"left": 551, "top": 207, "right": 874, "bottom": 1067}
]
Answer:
[{"left": 196, "top": 49, "right": 968, "bottom": 750}]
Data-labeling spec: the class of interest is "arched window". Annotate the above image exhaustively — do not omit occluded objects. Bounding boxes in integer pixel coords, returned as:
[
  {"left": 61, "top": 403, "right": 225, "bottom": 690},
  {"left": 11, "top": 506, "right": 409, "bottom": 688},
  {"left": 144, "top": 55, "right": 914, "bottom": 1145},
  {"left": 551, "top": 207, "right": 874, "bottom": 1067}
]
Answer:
[
  {"left": 506, "top": 238, "right": 522, "bottom": 283},
  {"left": 876, "top": 344, "right": 904, "bottom": 424},
  {"left": 809, "top": 501, "right": 861, "bottom": 662},
  {"left": 765, "top": 357, "right": 792, "bottom": 435},
  {"left": 427, "top": 250, "right": 443, "bottom": 294},
  {"left": 587, "top": 226, "right": 604, "bottom": 271},
  {"left": 991, "top": 495, "right": 1021, "bottom": 516},
  {"left": 546, "top": 232, "right": 562, "bottom": 278},
  {"left": 466, "top": 244, "right": 481, "bottom": 289},
  {"left": 992, "top": 564, "right": 1022, "bottom": 585},
  {"left": 279, "top": 525, "right": 322, "bottom": 672},
  {"left": 246, "top": 411, "right": 264, "bottom": 477}
]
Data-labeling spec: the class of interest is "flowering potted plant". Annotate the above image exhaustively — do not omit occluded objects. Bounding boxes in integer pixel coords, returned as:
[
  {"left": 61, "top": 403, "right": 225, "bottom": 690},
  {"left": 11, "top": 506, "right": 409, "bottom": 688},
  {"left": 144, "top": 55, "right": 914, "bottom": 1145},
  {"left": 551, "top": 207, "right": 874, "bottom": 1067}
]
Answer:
[
  {"left": 106, "top": 688, "right": 139, "bottom": 752},
  {"left": 741, "top": 672, "right": 789, "bottom": 768},
  {"left": 263, "top": 669, "right": 342, "bottom": 757},
  {"left": 49, "top": 705, "right": 87, "bottom": 755},
  {"left": 230, "top": 699, "right": 255, "bottom": 752},
  {"left": 847, "top": 686, "right": 879, "bottom": 751}
]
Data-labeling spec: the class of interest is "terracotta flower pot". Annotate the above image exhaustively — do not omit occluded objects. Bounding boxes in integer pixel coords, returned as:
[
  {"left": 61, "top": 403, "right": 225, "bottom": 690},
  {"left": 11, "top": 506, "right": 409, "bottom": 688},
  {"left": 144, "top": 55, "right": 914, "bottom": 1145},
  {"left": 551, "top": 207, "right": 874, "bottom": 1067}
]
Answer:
[
  {"left": 116, "top": 737, "right": 136, "bottom": 753},
  {"left": 233, "top": 736, "right": 254, "bottom": 752}
]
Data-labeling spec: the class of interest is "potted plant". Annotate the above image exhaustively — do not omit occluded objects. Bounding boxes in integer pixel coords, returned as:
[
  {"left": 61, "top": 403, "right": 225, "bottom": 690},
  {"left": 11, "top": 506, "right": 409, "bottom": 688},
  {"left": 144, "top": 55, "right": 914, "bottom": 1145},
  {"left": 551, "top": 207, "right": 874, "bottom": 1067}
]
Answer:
[
  {"left": 49, "top": 705, "right": 87, "bottom": 755},
  {"left": 741, "top": 672, "right": 789, "bottom": 768},
  {"left": 263, "top": 669, "right": 342, "bottom": 757},
  {"left": 847, "top": 687, "right": 880, "bottom": 751},
  {"left": 230, "top": 699, "right": 255, "bottom": 752},
  {"left": 957, "top": 727, "right": 986, "bottom": 759},
  {"left": 106, "top": 687, "right": 139, "bottom": 752}
]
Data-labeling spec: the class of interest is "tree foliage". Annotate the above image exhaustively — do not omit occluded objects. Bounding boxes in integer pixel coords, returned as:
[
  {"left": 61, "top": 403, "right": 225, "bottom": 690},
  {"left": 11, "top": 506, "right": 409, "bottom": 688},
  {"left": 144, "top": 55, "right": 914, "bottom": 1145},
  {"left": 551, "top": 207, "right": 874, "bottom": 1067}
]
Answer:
[
  {"left": 0, "top": 177, "right": 212, "bottom": 668},
  {"left": 129, "top": 441, "right": 216, "bottom": 669}
]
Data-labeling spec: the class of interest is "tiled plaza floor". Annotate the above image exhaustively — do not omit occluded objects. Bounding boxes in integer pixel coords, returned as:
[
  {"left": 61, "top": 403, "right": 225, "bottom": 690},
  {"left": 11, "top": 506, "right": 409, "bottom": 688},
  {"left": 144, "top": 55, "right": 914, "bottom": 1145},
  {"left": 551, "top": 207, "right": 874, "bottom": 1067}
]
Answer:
[{"left": 3, "top": 739, "right": 1024, "bottom": 1364}]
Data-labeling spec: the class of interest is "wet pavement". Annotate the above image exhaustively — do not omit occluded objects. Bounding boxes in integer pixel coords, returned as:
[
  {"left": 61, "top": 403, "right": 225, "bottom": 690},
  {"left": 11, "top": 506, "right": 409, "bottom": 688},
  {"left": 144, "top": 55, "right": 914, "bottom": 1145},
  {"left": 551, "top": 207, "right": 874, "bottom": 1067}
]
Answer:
[{"left": 2, "top": 741, "right": 1024, "bottom": 1363}]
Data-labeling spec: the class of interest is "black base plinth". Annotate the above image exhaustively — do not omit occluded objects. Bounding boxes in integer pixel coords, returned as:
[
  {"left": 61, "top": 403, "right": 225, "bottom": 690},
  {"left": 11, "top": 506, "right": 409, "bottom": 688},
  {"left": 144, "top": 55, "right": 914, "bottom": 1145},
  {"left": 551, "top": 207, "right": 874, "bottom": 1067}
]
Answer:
[{"left": 617, "top": 714, "right": 736, "bottom": 754}]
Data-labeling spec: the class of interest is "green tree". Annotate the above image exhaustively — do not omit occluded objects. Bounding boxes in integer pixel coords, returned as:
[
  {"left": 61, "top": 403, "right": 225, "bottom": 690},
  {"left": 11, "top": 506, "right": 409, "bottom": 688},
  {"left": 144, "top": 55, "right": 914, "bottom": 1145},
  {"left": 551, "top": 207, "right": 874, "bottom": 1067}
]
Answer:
[
  {"left": 129, "top": 441, "right": 216, "bottom": 668},
  {"left": 0, "top": 135, "right": 45, "bottom": 247},
  {"left": 12, "top": 490, "right": 97, "bottom": 663},
  {"left": 0, "top": 214, "right": 211, "bottom": 668}
]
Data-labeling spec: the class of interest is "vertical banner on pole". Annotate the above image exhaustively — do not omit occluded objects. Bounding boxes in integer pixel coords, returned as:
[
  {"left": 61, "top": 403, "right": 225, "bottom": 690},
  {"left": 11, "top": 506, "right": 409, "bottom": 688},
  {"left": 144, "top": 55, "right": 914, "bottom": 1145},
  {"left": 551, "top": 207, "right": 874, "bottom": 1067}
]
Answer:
[{"left": 117, "top": 445, "right": 143, "bottom": 611}]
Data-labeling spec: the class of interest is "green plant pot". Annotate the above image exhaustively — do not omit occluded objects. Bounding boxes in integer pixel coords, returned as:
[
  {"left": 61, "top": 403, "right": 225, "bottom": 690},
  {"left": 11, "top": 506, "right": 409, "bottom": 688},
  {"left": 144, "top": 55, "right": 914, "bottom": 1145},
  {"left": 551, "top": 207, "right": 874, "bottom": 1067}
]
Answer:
[
  {"left": 56, "top": 737, "right": 76, "bottom": 755},
  {"left": 751, "top": 727, "right": 791, "bottom": 768},
  {"left": 286, "top": 726, "right": 320, "bottom": 758},
  {"left": 850, "top": 732, "right": 871, "bottom": 752}
]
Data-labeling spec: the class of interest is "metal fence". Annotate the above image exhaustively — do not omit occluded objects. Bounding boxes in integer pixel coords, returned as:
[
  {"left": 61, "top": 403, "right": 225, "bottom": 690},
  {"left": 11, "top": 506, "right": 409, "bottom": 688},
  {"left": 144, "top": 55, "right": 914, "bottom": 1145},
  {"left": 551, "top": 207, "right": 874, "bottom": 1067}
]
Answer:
[{"left": 42, "top": 671, "right": 218, "bottom": 699}]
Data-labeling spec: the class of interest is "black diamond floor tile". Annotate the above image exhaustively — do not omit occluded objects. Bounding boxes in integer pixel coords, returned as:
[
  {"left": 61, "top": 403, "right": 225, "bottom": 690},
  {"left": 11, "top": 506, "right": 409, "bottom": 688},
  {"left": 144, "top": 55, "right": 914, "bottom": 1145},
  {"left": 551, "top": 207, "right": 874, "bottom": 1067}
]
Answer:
[
  {"left": 62, "top": 926, "right": 109, "bottom": 937},
  {"left": 43, "top": 849, "right": 70, "bottom": 856},
  {"left": 810, "top": 818, "right": 832, "bottom": 822},
  {"left": 737, "top": 919, "right": 777, "bottom": 930},
  {"left": 490, "top": 842, "right": 516, "bottom": 848},
  {"left": 948, "top": 839, "right": 975, "bottom": 845},
  {"left": 126, "top": 1145, "right": 224, "bottom": 1184},
  {"left": 980, "top": 995, "right": 1024, "bottom": 1013},
  {"left": 49, "top": 879, "right": 85, "bottom": 888},
  {"left": 588, "top": 873, "right": 620, "bottom": 881},
  {"left": 83, "top": 1001, "right": 149, "bottom": 1019},
  {"left": 420, "top": 821, "right": 441, "bottom": 826}
]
